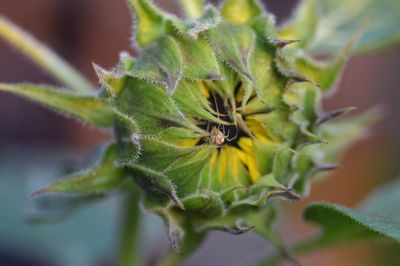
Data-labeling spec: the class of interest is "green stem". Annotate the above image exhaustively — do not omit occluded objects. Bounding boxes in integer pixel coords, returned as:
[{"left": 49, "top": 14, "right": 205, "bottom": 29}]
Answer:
[
  {"left": 257, "top": 237, "right": 326, "bottom": 266},
  {"left": 160, "top": 222, "right": 206, "bottom": 266},
  {"left": 118, "top": 191, "right": 141, "bottom": 266},
  {"left": 0, "top": 16, "right": 95, "bottom": 94},
  {"left": 159, "top": 252, "right": 187, "bottom": 266}
]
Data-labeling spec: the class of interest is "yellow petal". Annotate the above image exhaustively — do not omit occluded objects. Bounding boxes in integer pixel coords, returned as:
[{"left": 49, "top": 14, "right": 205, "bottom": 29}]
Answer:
[
  {"left": 238, "top": 138, "right": 261, "bottom": 182},
  {"left": 246, "top": 118, "right": 273, "bottom": 143},
  {"left": 198, "top": 81, "right": 210, "bottom": 98},
  {"left": 218, "top": 147, "right": 228, "bottom": 182},
  {"left": 177, "top": 138, "right": 200, "bottom": 147}
]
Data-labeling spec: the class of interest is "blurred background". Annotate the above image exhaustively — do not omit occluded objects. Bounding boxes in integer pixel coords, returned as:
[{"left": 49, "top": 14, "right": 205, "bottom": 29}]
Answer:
[{"left": 0, "top": 0, "right": 399, "bottom": 265}]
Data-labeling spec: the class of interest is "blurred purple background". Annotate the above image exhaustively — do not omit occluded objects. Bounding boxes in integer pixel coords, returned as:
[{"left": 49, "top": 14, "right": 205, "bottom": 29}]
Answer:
[{"left": 1, "top": 0, "right": 400, "bottom": 265}]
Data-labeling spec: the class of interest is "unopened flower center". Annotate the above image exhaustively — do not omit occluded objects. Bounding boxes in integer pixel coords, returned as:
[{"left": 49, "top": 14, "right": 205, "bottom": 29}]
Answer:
[{"left": 196, "top": 90, "right": 249, "bottom": 147}]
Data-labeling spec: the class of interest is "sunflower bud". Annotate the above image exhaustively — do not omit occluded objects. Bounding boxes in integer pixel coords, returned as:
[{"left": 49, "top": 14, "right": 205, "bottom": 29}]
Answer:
[{"left": 0, "top": 0, "right": 378, "bottom": 257}]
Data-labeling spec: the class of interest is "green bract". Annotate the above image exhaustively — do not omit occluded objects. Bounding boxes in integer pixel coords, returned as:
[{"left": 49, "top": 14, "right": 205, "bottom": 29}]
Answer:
[{"left": 0, "top": 0, "right": 383, "bottom": 264}]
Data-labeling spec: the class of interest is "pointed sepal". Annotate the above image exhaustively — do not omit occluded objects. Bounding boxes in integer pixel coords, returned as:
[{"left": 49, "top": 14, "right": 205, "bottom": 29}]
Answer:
[
  {"left": 279, "top": 0, "right": 318, "bottom": 48},
  {"left": 270, "top": 39, "right": 301, "bottom": 49},
  {"left": 114, "top": 111, "right": 141, "bottom": 165},
  {"left": 167, "top": 5, "right": 221, "bottom": 39},
  {"left": 137, "top": 138, "right": 198, "bottom": 172},
  {"left": 149, "top": 206, "right": 185, "bottom": 252},
  {"left": 127, "top": 36, "right": 182, "bottom": 95},
  {"left": 206, "top": 23, "right": 256, "bottom": 85},
  {"left": 283, "top": 81, "right": 321, "bottom": 123},
  {"left": 32, "top": 144, "right": 126, "bottom": 196},
  {"left": 116, "top": 78, "right": 191, "bottom": 134},
  {"left": 27, "top": 194, "right": 106, "bottom": 223},
  {"left": 295, "top": 29, "right": 362, "bottom": 93},
  {"left": 250, "top": 15, "right": 278, "bottom": 40},
  {"left": 174, "top": 36, "right": 221, "bottom": 81},
  {"left": 229, "top": 188, "right": 299, "bottom": 212},
  {"left": 93, "top": 63, "right": 127, "bottom": 97},
  {"left": 165, "top": 148, "right": 213, "bottom": 197},
  {"left": 181, "top": 192, "right": 224, "bottom": 217},
  {"left": 127, "top": 0, "right": 166, "bottom": 47},
  {"left": 204, "top": 221, "right": 254, "bottom": 235},
  {"left": 273, "top": 53, "right": 315, "bottom": 84},
  {"left": 179, "top": 0, "right": 205, "bottom": 19},
  {"left": 316, "top": 107, "right": 382, "bottom": 161},
  {"left": 173, "top": 81, "right": 228, "bottom": 125},
  {"left": 221, "top": 0, "right": 263, "bottom": 25},
  {"left": 292, "top": 108, "right": 382, "bottom": 195},
  {"left": 248, "top": 38, "right": 274, "bottom": 96},
  {"left": 0, "top": 83, "right": 115, "bottom": 127},
  {"left": 129, "top": 164, "right": 184, "bottom": 210},
  {"left": 316, "top": 107, "right": 357, "bottom": 126}
]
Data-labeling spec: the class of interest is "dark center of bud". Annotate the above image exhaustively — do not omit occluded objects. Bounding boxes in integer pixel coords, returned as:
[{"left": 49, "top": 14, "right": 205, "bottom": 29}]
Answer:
[{"left": 196, "top": 90, "right": 248, "bottom": 148}]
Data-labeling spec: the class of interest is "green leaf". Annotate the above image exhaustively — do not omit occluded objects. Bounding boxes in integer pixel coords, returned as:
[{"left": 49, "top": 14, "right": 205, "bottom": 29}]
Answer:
[
  {"left": 304, "top": 202, "right": 400, "bottom": 244},
  {"left": 0, "top": 83, "right": 115, "bottom": 127},
  {"left": 362, "top": 177, "right": 400, "bottom": 218},
  {"left": 127, "top": 0, "right": 166, "bottom": 47},
  {"left": 127, "top": 36, "right": 182, "bottom": 95},
  {"left": 309, "top": 0, "right": 400, "bottom": 54},
  {"left": 0, "top": 16, "right": 95, "bottom": 94},
  {"left": 32, "top": 144, "right": 125, "bottom": 196},
  {"left": 258, "top": 202, "right": 400, "bottom": 266},
  {"left": 179, "top": 0, "right": 205, "bottom": 19},
  {"left": 278, "top": 0, "right": 318, "bottom": 48},
  {"left": 221, "top": 0, "right": 263, "bottom": 25}
]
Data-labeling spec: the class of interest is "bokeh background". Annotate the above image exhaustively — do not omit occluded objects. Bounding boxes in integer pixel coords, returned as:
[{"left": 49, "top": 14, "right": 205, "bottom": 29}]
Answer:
[{"left": 1, "top": 0, "right": 400, "bottom": 265}]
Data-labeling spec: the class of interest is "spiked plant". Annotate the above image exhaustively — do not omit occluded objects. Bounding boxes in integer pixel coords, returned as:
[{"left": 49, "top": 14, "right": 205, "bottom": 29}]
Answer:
[{"left": 1, "top": 0, "right": 400, "bottom": 265}]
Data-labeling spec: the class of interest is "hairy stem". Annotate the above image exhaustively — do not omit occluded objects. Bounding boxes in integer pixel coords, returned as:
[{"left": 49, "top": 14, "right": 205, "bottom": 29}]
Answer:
[
  {"left": 160, "top": 222, "right": 206, "bottom": 266},
  {"left": 159, "top": 252, "right": 187, "bottom": 266},
  {"left": 0, "top": 16, "right": 95, "bottom": 94},
  {"left": 257, "top": 237, "right": 326, "bottom": 266},
  {"left": 118, "top": 191, "right": 141, "bottom": 266}
]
